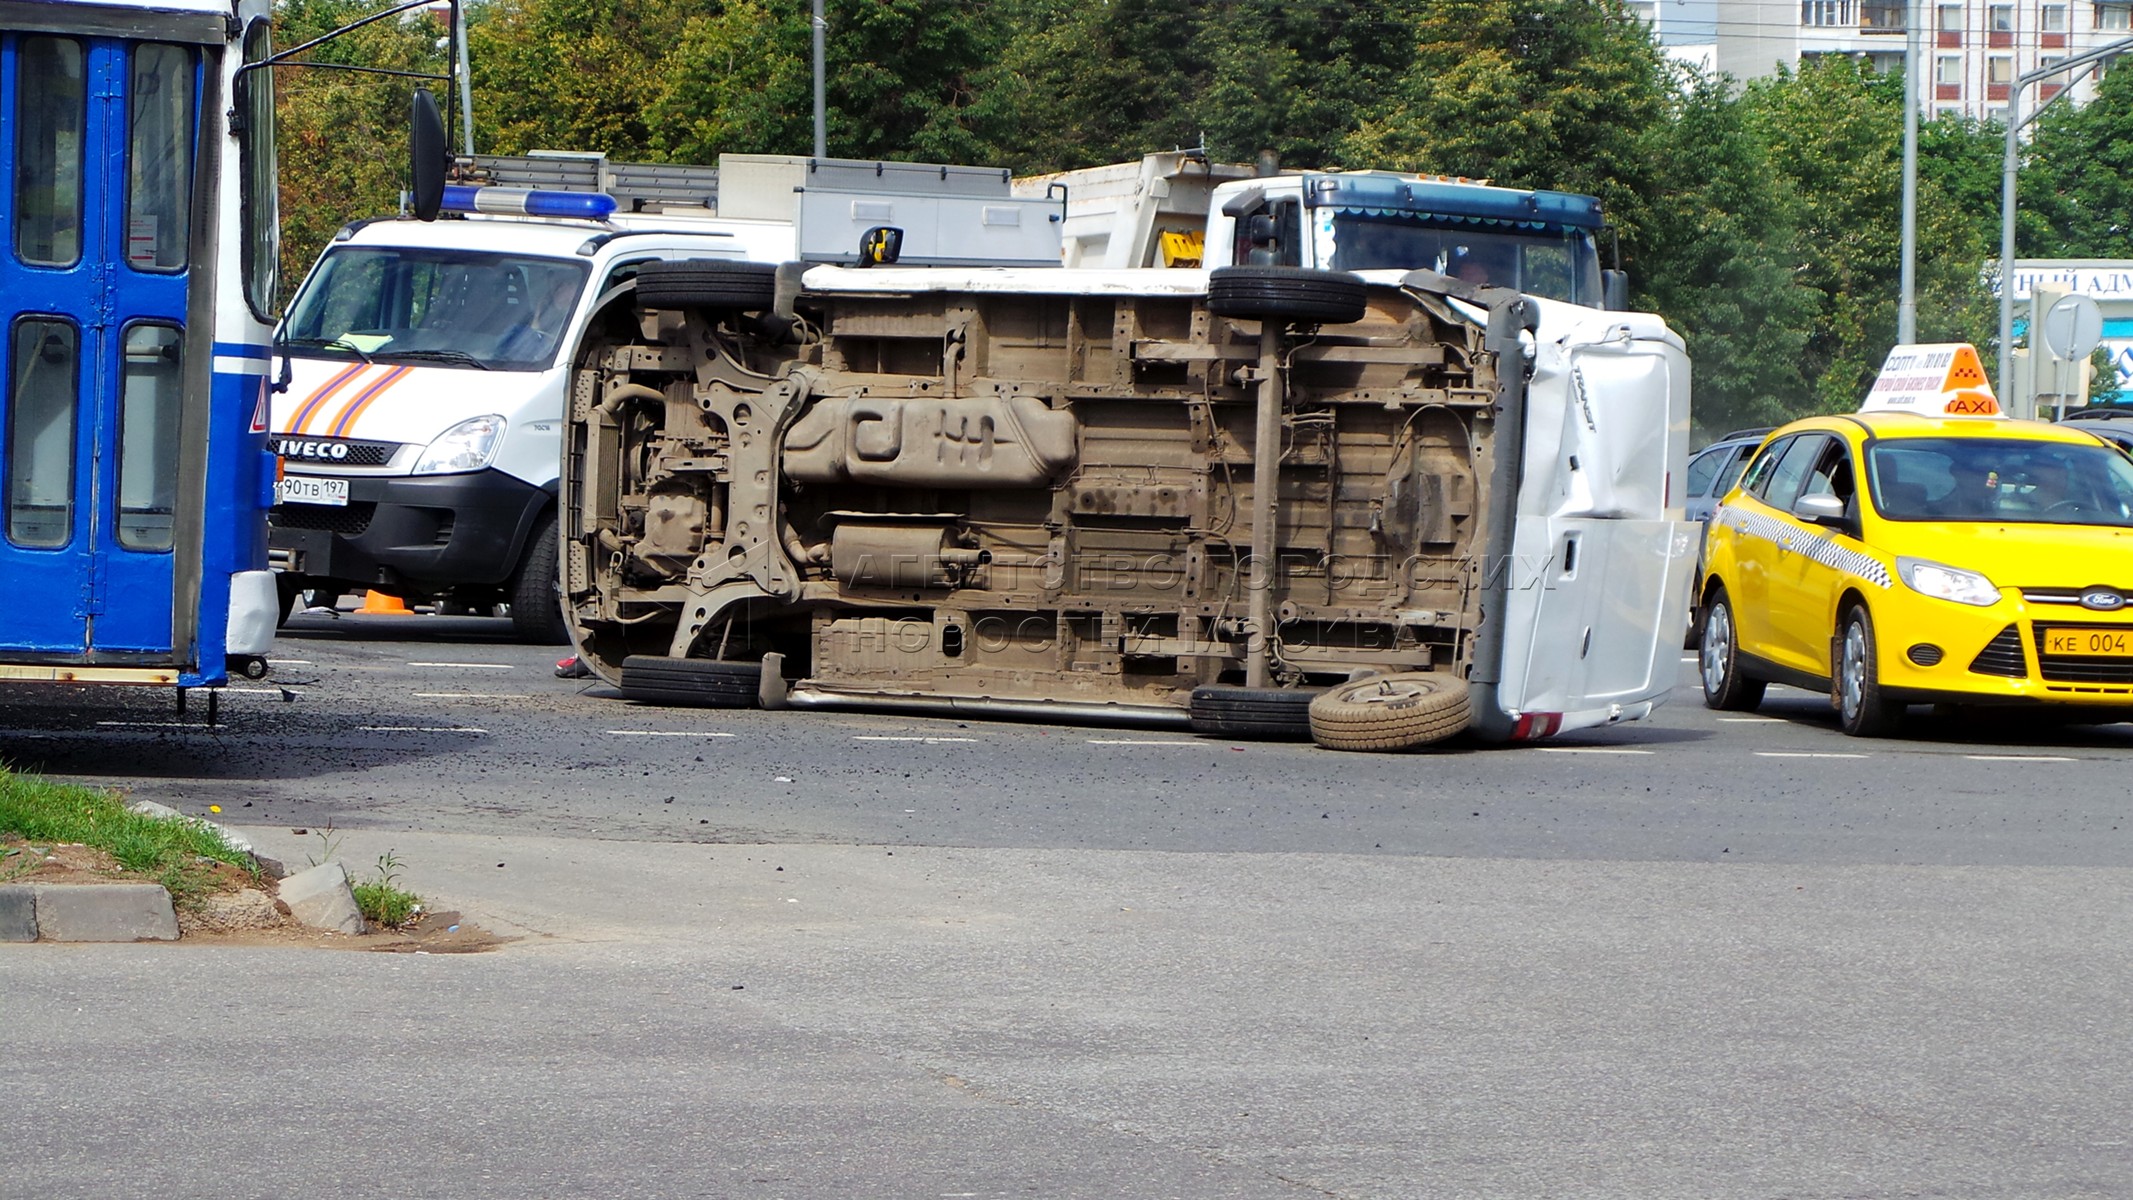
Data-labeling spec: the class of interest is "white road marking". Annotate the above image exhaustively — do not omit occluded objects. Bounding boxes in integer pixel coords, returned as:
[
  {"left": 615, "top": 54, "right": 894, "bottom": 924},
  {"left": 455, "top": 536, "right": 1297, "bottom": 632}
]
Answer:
[
  {"left": 1754, "top": 751, "right": 1868, "bottom": 759},
  {"left": 222, "top": 687, "right": 294, "bottom": 696},
  {"left": 406, "top": 661, "right": 515, "bottom": 670},
  {"left": 607, "top": 730, "right": 736, "bottom": 738},
  {"left": 1680, "top": 655, "right": 1699, "bottom": 662},
  {"left": 413, "top": 692, "right": 518, "bottom": 699},
  {"left": 1537, "top": 746, "right": 1655, "bottom": 755},
  {"left": 275, "top": 659, "right": 314, "bottom": 666},
  {"left": 358, "top": 725, "right": 488, "bottom": 734},
  {"left": 1088, "top": 739, "right": 1202, "bottom": 746},
  {"left": 1965, "top": 753, "right": 2077, "bottom": 762},
  {"left": 95, "top": 721, "right": 189, "bottom": 728},
  {"left": 1718, "top": 717, "right": 1784, "bottom": 723},
  {"left": 853, "top": 735, "right": 979, "bottom": 743}
]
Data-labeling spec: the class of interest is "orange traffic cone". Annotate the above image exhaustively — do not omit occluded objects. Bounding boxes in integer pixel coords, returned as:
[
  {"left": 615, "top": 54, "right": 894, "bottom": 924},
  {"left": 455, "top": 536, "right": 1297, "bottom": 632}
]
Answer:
[{"left": 360, "top": 590, "right": 410, "bottom": 614}]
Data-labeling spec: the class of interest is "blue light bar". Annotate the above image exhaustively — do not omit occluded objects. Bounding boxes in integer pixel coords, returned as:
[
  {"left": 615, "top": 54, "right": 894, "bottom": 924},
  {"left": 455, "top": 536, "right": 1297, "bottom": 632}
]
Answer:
[
  {"left": 439, "top": 184, "right": 619, "bottom": 220},
  {"left": 1302, "top": 173, "right": 1605, "bottom": 231}
]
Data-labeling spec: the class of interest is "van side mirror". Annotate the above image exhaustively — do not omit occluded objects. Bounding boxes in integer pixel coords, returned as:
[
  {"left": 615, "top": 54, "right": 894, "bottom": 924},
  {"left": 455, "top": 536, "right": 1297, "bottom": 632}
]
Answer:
[
  {"left": 1602, "top": 269, "right": 1630, "bottom": 312},
  {"left": 857, "top": 226, "right": 903, "bottom": 267},
  {"left": 410, "top": 89, "right": 447, "bottom": 222}
]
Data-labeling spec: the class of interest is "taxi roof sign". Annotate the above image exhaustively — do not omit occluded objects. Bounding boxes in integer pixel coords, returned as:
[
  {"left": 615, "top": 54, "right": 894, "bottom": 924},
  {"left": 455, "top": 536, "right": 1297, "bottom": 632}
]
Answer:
[{"left": 1860, "top": 342, "right": 2002, "bottom": 417}]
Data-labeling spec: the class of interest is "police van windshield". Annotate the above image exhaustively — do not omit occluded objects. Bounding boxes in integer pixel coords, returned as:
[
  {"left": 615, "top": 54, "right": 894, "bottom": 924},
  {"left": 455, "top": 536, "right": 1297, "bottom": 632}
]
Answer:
[
  {"left": 280, "top": 248, "right": 591, "bottom": 372},
  {"left": 1321, "top": 214, "right": 1601, "bottom": 307},
  {"left": 1868, "top": 437, "right": 2133, "bottom": 526}
]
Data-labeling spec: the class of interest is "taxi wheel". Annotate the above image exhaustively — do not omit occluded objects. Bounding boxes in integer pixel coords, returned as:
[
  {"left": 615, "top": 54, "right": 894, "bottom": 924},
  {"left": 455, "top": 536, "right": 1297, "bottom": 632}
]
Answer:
[
  {"left": 1836, "top": 606, "right": 1903, "bottom": 737},
  {"left": 1699, "top": 590, "right": 1766, "bottom": 711}
]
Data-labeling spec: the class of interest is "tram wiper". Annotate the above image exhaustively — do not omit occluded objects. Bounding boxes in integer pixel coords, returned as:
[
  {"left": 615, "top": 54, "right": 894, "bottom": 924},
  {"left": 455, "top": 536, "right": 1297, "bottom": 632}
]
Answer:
[{"left": 380, "top": 348, "right": 491, "bottom": 370}]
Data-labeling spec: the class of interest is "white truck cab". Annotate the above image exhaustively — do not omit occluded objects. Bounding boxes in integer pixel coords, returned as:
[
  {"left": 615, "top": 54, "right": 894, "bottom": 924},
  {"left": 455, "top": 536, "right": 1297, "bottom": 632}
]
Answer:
[
  {"left": 1016, "top": 151, "right": 1627, "bottom": 311},
  {"left": 269, "top": 153, "right": 1063, "bottom": 640}
]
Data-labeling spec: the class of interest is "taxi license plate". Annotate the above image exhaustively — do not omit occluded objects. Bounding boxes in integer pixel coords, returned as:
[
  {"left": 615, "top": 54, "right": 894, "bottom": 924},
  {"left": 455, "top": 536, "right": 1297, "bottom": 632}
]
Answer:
[
  {"left": 276, "top": 476, "right": 348, "bottom": 507},
  {"left": 2042, "top": 627, "right": 2133, "bottom": 657}
]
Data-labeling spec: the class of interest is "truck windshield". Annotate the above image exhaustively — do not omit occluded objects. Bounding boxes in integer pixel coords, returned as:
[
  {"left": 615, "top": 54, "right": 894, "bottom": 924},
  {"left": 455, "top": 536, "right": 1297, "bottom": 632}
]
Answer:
[
  {"left": 280, "top": 247, "right": 590, "bottom": 372},
  {"left": 1868, "top": 437, "right": 2133, "bottom": 526},
  {"left": 1321, "top": 214, "right": 1601, "bottom": 307}
]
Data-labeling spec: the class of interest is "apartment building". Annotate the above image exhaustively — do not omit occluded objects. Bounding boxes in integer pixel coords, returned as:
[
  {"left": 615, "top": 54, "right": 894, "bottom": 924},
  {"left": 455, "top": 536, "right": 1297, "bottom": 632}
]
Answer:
[{"left": 1624, "top": 0, "right": 2133, "bottom": 119}]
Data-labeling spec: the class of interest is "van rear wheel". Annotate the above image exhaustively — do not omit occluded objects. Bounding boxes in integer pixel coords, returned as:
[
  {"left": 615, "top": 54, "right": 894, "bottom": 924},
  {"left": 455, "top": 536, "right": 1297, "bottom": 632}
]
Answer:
[
  {"left": 635, "top": 260, "right": 778, "bottom": 312},
  {"left": 1207, "top": 266, "right": 1368, "bottom": 325},
  {"left": 619, "top": 656, "right": 762, "bottom": 708}
]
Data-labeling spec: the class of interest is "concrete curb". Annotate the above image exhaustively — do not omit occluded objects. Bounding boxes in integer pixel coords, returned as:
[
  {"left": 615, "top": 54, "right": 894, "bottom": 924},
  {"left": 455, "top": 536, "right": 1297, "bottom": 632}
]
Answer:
[{"left": 0, "top": 882, "right": 179, "bottom": 942}]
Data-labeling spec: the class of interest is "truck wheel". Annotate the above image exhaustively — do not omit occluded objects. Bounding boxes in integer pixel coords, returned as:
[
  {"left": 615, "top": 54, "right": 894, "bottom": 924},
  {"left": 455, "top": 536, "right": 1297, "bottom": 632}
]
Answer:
[
  {"left": 1187, "top": 685, "right": 1318, "bottom": 740},
  {"left": 509, "top": 513, "right": 571, "bottom": 645},
  {"left": 1206, "top": 266, "right": 1368, "bottom": 325},
  {"left": 618, "top": 655, "right": 763, "bottom": 708},
  {"left": 635, "top": 260, "right": 779, "bottom": 312},
  {"left": 1307, "top": 673, "right": 1470, "bottom": 751},
  {"left": 275, "top": 574, "right": 305, "bottom": 630}
]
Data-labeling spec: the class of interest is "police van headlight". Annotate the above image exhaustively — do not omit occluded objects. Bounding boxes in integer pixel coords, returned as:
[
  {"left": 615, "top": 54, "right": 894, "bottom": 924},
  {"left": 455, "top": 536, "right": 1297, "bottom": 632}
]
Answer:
[
  {"left": 413, "top": 415, "right": 506, "bottom": 475},
  {"left": 1897, "top": 556, "right": 2000, "bottom": 607}
]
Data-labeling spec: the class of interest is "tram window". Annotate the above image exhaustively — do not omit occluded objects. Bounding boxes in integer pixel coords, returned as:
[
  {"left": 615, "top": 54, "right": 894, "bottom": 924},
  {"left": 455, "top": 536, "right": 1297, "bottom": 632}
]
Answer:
[
  {"left": 7, "top": 320, "right": 80, "bottom": 548},
  {"left": 15, "top": 38, "right": 87, "bottom": 268},
  {"left": 126, "top": 44, "right": 197, "bottom": 274},
  {"left": 239, "top": 21, "right": 278, "bottom": 317},
  {"left": 116, "top": 324, "right": 182, "bottom": 551}
]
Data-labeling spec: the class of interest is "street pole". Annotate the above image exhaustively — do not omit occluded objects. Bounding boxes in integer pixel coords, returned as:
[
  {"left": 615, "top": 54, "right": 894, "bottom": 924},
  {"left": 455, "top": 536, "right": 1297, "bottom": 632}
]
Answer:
[
  {"left": 812, "top": 0, "right": 827, "bottom": 158},
  {"left": 1898, "top": 0, "right": 1920, "bottom": 344},
  {"left": 453, "top": 0, "right": 474, "bottom": 156},
  {"left": 1996, "top": 35, "right": 2133, "bottom": 402}
]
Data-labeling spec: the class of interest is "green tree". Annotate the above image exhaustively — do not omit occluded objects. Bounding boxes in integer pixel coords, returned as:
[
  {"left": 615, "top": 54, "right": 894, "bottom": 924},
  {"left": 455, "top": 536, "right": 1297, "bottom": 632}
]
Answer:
[
  {"left": 2022, "top": 63, "right": 2133, "bottom": 258},
  {"left": 468, "top": 0, "right": 692, "bottom": 158}
]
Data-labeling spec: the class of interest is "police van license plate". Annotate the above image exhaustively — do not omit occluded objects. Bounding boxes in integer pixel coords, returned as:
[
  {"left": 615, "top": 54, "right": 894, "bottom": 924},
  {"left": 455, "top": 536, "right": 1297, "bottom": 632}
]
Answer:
[
  {"left": 2042, "top": 627, "right": 2133, "bottom": 657},
  {"left": 276, "top": 476, "right": 348, "bottom": 507}
]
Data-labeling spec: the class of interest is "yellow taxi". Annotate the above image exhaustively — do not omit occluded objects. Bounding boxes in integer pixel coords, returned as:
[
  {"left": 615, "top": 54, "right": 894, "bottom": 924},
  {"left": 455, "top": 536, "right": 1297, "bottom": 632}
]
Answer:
[{"left": 1696, "top": 343, "right": 2133, "bottom": 735}]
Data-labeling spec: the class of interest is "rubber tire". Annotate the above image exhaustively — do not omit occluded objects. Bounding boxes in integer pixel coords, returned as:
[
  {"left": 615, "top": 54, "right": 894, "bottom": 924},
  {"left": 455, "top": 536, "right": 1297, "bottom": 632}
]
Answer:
[
  {"left": 1836, "top": 605, "right": 1903, "bottom": 737},
  {"left": 1307, "top": 673, "right": 1471, "bottom": 751},
  {"left": 509, "top": 513, "right": 571, "bottom": 645},
  {"left": 275, "top": 574, "right": 305, "bottom": 630},
  {"left": 1698, "top": 589, "right": 1766, "bottom": 712},
  {"left": 1206, "top": 266, "right": 1368, "bottom": 325},
  {"left": 1188, "top": 686, "right": 1318, "bottom": 740},
  {"left": 635, "top": 260, "right": 778, "bottom": 312},
  {"left": 618, "top": 656, "right": 763, "bottom": 708}
]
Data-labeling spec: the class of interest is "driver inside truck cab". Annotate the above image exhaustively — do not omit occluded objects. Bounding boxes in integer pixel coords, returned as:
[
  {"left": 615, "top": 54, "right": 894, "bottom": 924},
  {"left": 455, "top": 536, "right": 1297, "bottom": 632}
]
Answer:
[{"left": 1451, "top": 244, "right": 1508, "bottom": 287}]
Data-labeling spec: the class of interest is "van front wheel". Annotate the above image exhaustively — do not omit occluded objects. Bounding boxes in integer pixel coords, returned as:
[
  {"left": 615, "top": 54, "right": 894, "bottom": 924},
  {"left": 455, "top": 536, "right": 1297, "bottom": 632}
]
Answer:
[{"left": 510, "top": 512, "right": 570, "bottom": 645}]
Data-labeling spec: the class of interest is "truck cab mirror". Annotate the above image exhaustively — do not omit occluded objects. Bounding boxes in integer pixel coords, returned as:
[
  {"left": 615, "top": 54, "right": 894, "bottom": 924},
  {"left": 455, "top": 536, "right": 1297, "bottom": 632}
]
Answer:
[
  {"left": 1602, "top": 269, "right": 1630, "bottom": 312},
  {"left": 857, "top": 226, "right": 903, "bottom": 267},
  {"left": 1244, "top": 213, "right": 1277, "bottom": 248},
  {"left": 409, "top": 89, "right": 447, "bottom": 222}
]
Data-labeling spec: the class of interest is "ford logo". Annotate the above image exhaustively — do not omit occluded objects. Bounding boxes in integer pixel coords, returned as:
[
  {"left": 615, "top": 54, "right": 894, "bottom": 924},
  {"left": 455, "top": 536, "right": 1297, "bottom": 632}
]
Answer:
[
  {"left": 2079, "top": 587, "right": 2127, "bottom": 612},
  {"left": 275, "top": 438, "right": 350, "bottom": 461}
]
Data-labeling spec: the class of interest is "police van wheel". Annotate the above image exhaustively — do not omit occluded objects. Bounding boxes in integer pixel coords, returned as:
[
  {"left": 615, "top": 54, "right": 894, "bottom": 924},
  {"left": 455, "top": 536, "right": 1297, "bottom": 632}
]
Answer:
[
  {"left": 1307, "top": 673, "right": 1471, "bottom": 752},
  {"left": 1187, "top": 686, "right": 1318, "bottom": 740},
  {"left": 510, "top": 514, "right": 571, "bottom": 645},
  {"left": 618, "top": 655, "right": 762, "bottom": 708},
  {"left": 635, "top": 260, "right": 779, "bottom": 312},
  {"left": 1206, "top": 267, "right": 1368, "bottom": 326}
]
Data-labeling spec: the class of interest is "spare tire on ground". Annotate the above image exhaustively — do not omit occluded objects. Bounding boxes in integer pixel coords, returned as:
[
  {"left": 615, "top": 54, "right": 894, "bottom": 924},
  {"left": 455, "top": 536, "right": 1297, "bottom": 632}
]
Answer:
[
  {"left": 634, "top": 260, "right": 779, "bottom": 312},
  {"left": 1307, "top": 672, "right": 1470, "bottom": 751},
  {"left": 1187, "top": 685, "right": 1319, "bottom": 741},
  {"left": 618, "top": 655, "right": 763, "bottom": 708},
  {"left": 1206, "top": 266, "right": 1368, "bottom": 326}
]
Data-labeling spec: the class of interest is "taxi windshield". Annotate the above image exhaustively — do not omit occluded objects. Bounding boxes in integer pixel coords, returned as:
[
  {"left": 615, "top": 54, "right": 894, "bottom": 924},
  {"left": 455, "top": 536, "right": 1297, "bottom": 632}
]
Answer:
[
  {"left": 1867, "top": 437, "right": 2133, "bottom": 526},
  {"left": 280, "top": 247, "right": 589, "bottom": 372}
]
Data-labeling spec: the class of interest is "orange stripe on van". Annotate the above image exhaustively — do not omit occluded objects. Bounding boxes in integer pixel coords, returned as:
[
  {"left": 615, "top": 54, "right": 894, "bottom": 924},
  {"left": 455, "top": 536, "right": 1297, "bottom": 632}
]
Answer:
[
  {"left": 285, "top": 362, "right": 368, "bottom": 435},
  {"left": 326, "top": 365, "right": 413, "bottom": 438}
]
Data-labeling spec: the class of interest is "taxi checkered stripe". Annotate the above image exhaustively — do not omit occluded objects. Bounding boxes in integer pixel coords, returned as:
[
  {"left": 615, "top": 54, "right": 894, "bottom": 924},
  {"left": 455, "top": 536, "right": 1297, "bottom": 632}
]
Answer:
[{"left": 1717, "top": 503, "right": 1893, "bottom": 589}]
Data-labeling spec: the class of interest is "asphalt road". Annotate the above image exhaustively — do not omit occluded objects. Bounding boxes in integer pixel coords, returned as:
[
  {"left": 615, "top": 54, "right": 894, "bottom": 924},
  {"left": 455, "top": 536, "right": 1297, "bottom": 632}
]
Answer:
[{"left": 4, "top": 609, "right": 2132, "bottom": 1198}]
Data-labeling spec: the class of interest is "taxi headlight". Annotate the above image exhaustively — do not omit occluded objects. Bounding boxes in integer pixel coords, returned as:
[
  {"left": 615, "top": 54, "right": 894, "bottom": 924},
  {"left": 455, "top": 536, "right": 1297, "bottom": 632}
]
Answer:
[
  {"left": 1896, "top": 556, "right": 2000, "bottom": 607},
  {"left": 413, "top": 415, "right": 506, "bottom": 475}
]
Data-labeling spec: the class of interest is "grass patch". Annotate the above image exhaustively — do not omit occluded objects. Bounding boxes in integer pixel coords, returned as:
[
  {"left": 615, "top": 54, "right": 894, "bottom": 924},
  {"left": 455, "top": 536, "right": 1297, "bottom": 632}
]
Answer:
[
  {"left": 352, "top": 850, "right": 421, "bottom": 928},
  {"left": 0, "top": 766, "right": 257, "bottom": 907}
]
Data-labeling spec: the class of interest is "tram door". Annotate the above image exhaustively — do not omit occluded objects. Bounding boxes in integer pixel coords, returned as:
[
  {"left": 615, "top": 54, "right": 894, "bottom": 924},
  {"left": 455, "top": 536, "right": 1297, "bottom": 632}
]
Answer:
[{"left": 1, "top": 33, "right": 198, "bottom": 656}]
